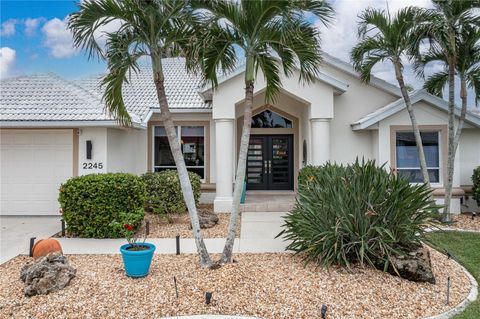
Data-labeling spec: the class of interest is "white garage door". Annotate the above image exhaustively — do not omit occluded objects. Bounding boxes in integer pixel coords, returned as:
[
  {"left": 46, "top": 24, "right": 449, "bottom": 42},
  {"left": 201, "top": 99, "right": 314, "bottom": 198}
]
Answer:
[{"left": 1, "top": 130, "right": 74, "bottom": 215}]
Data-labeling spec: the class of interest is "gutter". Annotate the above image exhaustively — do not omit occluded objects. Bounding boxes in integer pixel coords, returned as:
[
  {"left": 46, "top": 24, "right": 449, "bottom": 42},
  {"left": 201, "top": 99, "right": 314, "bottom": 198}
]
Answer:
[{"left": 0, "top": 120, "right": 148, "bottom": 130}]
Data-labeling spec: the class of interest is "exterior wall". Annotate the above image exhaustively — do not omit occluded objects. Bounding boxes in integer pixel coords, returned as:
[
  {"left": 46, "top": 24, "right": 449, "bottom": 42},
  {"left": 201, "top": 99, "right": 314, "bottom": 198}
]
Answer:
[
  {"left": 320, "top": 64, "right": 399, "bottom": 165},
  {"left": 459, "top": 128, "right": 480, "bottom": 186},
  {"left": 78, "top": 127, "right": 108, "bottom": 175},
  {"left": 107, "top": 128, "right": 147, "bottom": 175}
]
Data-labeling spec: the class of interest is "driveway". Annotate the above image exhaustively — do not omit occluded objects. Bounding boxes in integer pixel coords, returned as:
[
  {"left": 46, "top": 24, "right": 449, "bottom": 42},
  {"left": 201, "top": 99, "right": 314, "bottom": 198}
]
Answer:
[{"left": 0, "top": 216, "right": 61, "bottom": 264}]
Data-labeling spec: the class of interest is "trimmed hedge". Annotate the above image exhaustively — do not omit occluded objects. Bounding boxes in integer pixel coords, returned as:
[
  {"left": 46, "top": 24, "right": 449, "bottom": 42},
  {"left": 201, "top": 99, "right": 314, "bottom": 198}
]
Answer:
[
  {"left": 473, "top": 166, "right": 480, "bottom": 206},
  {"left": 58, "top": 173, "right": 146, "bottom": 238},
  {"left": 280, "top": 160, "right": 439, "bottom": 269},
  {"left": 141, "top": 170, "right": 201, "bottom": 214}
]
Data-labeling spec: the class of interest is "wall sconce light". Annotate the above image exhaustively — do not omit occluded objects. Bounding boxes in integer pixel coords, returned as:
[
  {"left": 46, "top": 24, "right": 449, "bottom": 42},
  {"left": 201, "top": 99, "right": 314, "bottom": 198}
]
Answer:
[{"left": 86, "top": 140, "right": 93, "bottom": 159}]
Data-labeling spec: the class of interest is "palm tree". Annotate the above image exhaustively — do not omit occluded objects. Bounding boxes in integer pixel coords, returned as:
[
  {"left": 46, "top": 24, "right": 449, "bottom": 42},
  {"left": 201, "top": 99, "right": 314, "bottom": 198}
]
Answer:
[
  {"left": 351, "top": 7, "right": 432, "bottom": 187},
  {"left": 189, "top": 0, "right": 334, "bottom": 264},
  {"left": 413, "top": 0, "right": 480, "bottom": 219},
  {"left": 68, "top": 0, "right": 213, "bottom": 267}
]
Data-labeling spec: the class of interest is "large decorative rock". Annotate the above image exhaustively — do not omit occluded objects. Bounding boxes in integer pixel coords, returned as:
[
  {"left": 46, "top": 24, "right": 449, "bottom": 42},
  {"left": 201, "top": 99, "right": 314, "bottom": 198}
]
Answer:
[
  {"left": 190, "top": 208, "right": 219, "bottom": 229},
  {"left": 32, "top": 238, "right": 63, "bottom": 260},
  {"left": 20, "top": 253, "right": 76, "bottom": 297},
  {"left": 387, "top": 246, "right": 436, "bottom": 284}
]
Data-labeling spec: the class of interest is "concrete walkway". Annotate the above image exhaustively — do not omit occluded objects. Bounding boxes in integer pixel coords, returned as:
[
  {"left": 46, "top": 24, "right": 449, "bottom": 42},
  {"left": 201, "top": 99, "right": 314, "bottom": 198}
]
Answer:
[
  {"left": 0, "top": 216, "right": 61, "bottom": 264},
  {"left": 56, "top": 212, "right": 289, "bottom": 255}
]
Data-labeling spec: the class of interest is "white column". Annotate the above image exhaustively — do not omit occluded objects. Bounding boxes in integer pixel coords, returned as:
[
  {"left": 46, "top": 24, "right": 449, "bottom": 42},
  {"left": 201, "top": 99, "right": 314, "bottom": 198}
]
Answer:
[
  {"left": 310, "top": 118, "right": 330, "bottom": 165},
  {"left": 214, "top": 119, "right": 234, "bottom": 212}
]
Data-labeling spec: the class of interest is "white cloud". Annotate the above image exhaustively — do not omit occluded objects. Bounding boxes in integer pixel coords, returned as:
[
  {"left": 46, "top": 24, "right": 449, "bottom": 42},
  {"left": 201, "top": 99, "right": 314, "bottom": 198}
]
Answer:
[
  {"left": 318, "top": 0, "right": 432, "bottom": 88},
  {"left": 42, "top": 17, "right": 78, "bottom": 59},
  {"left": 1, "top": 19, "right": 17, "bottom": 37},
  {"left": 24, "top": 17, "right": 45, "bottom": 36},
  {"left": 0, "top": 47, "right": 17, "bottom": 79}
]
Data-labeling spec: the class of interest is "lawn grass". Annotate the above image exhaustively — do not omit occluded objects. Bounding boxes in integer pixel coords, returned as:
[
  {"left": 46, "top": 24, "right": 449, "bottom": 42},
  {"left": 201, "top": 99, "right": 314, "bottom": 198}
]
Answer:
[{"left": 427, "top": 231, "right": 480, "bottom": 319}]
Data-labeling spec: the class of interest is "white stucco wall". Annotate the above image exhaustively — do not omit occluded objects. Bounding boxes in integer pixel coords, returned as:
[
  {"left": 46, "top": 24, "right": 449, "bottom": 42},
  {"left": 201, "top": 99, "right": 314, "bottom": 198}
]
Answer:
[
  {"left": 107, "top": 128, "right": 147, "bottom": 175},
  {"left": 459, "top": 128, "right": 480, "bottom": 186},
  {"left": 78, "top": 127, "right": 108, "bottom": 175},
  {"left": 320, "top": 64, "right": 399, "bottom": 165}
]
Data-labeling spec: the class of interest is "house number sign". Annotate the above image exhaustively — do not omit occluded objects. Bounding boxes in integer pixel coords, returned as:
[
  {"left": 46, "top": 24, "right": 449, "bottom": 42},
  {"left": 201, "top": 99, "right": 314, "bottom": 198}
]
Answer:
[{"left": 82, "top": 162, "right": 104, "bottom": 169}]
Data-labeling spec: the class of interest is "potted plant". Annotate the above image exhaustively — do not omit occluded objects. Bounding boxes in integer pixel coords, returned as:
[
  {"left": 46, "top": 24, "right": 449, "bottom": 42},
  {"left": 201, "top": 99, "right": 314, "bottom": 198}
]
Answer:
[{"left": 119, "top": 224, "right": 156, "bottom": 278}]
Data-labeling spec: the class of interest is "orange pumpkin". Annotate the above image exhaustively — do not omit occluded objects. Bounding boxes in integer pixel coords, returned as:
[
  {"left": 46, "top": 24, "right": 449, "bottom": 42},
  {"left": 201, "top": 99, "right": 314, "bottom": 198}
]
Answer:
[{"left": 32, "top": 238, "right": 63, "bottom": 259}]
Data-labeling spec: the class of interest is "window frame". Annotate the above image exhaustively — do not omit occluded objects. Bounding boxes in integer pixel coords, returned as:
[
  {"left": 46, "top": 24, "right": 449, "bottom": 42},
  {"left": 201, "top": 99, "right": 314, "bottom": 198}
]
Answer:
[
  {"left": 152, "top": 124, "right": 208, "bottom": 182},
  {"left": 390, "top": 125, "right": 447, "bottom": 187}
]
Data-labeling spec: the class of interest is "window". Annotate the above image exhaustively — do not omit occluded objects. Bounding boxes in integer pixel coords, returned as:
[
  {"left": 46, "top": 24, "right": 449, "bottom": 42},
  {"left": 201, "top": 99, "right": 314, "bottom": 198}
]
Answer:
[
  {"left": 251, "top": 110, "right": 292, "bottom": 128},
  {"left": 396, "top": 131, "right": 440, "bottom": 183},
  {"left": 154, "top": 125, "right": 205, "bottom": 179}
]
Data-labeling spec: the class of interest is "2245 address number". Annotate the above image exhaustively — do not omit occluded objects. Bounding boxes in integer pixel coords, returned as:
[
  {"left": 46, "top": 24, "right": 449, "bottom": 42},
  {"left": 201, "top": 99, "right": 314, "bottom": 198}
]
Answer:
[{"left": 82, "top": 162, "right": 104, "bottom": 169}]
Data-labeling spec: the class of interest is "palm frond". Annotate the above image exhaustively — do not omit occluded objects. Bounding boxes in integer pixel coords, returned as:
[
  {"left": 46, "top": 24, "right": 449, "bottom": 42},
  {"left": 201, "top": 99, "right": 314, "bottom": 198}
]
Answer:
[
  {"left": 424, "top": 71, "right": 448, "bottom": 98},
  {"left": 101, "top": 29, "right": 146, "bottom": 126},
  {"left": 68, "top": 0, "right": 133, "bottom": 59}
]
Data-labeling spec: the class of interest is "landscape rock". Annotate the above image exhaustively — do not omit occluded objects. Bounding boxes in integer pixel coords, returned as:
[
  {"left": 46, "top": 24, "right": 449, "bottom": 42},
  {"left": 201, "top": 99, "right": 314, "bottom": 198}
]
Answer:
[
  {"left": 190, "top": 208, "right": 219, "bottom": 229},
  {"left": 388, "top": 246, "right": 436, "bottom": 283},
  {"left": 20, "top": 253, "right": 76, "bottom": 297}
]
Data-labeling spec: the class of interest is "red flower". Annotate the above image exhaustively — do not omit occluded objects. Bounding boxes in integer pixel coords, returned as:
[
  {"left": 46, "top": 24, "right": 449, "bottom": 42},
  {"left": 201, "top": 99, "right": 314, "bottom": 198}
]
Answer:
[{"left": 124, "top": 224, "right": 134, "bottom": 231}]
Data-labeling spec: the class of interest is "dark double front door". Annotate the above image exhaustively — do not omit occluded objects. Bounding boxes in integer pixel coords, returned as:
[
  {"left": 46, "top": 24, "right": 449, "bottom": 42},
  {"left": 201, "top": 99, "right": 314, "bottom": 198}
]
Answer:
[{"left": 246, "top": 135, "right": 294, "bottom": 190}]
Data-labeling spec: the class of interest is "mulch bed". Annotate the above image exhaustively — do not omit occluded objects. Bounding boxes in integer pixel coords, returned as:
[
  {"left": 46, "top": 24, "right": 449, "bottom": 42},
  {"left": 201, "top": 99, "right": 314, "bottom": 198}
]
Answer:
[
  {"left": 141, "top": 204, "right": 241, "bottom": 238},
  {"left": 0, "top": 248, "right": 470, "bottom": 319},
  {"left": 445, "top": 213, "right": 480, "bottom": 232}
]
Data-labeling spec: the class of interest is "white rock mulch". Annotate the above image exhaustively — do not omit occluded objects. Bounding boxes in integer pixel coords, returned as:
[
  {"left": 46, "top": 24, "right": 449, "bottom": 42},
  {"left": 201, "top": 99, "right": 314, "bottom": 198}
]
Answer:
[
  {"left": 443, "top": 213, "right": 480, "bottom": 232},
  {"left": 0, "top": 249, "right": 471, "bottom": 319}
]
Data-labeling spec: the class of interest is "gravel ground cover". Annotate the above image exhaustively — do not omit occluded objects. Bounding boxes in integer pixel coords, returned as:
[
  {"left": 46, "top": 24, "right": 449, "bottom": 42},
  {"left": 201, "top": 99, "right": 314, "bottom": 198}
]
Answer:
[
  {"left": 445, "top": 213, "right": 480, "bottom": 232},
  {"left": 0, "top": 248, "right": 471, "bottom": 319},
  {"left": 142, "top": 212, "right": 240, "bottom": 238}
]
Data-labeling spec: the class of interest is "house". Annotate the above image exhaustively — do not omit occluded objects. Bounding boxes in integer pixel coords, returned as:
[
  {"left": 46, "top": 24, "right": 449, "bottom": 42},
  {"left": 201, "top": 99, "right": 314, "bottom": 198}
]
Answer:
[{"left": 1, "top": 54, "right": 479, "bottom": 216}]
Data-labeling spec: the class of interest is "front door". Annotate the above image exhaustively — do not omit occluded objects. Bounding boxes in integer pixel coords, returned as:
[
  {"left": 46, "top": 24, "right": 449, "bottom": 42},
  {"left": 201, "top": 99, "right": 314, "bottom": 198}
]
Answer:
[{"left": 246, "top": 135, "right": 293, "bottom": 190}]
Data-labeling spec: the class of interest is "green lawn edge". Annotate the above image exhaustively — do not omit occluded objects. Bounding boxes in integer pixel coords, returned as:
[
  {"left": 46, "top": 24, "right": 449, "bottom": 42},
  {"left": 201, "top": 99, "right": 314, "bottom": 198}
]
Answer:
[{"left": 426, "top": 231, "right": 480, "bottom": 319}]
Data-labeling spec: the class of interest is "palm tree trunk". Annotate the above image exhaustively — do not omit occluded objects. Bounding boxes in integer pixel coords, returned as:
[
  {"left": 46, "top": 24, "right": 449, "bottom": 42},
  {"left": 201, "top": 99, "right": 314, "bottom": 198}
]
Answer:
[
  {"left": 444, "top": 74, "right": 467, "bottom": 219},
  {"left": 394, "top": 63, "right": 431, "bottom": 187},
  {"left": 219, "top": 80, "right": 254, "bottom": 264},
  {"left": 151, "top": 54, "right": 212, "bottom": 268},
  {"left": 443, "top": 61, "right": 457, "bottom": 221}
]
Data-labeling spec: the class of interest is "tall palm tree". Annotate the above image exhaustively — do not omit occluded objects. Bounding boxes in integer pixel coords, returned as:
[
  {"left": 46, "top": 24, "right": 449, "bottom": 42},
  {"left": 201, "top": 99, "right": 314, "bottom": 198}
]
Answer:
[
  {"left": 189, "top": 0, "right": 334, "bottom": 264},
  {"left": 68, "top": 0, "right": 213, "bottom": 267},
  {"left": 413, "top": 0, "right": 480, "bottom": 219},
  {"left": 351, "top": 7, "right": 432, "bottom": 187}
]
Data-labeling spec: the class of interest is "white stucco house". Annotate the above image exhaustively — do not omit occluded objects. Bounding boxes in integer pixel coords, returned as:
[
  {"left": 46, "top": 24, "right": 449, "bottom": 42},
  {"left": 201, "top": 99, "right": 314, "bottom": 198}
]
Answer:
[{"left": 1, "top": 54, "right": 479, "bottom": 216}]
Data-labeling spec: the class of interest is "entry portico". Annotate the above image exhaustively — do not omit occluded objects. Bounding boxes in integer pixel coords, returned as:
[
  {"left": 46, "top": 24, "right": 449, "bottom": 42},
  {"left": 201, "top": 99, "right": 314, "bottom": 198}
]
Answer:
[{"left": 205, "top": 66, "right": 348, "bottom": 212}]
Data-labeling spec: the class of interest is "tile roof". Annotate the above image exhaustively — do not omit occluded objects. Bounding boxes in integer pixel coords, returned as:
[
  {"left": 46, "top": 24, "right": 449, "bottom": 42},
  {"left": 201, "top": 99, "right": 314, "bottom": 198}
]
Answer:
[
  {"left": 77, "top": 57, "right": 210, "bottom": 122},
  {"left": 1, "top": 58, "right": 209, "bottom": 124},
  {"left": 0, "top": 73, "right": 113, "bottom": 122}
]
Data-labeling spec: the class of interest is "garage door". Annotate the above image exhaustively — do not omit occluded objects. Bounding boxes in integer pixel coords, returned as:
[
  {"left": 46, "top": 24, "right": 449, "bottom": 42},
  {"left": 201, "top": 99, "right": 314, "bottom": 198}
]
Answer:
[{"left": 1, "top": 130, "right": 74, "bottom": 215}]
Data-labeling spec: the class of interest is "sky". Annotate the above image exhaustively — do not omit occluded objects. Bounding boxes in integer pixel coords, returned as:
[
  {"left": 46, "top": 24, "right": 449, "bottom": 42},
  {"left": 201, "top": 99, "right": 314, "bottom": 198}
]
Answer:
[{"left": 0, "top": 0, "right": 475, "bottom": 107}]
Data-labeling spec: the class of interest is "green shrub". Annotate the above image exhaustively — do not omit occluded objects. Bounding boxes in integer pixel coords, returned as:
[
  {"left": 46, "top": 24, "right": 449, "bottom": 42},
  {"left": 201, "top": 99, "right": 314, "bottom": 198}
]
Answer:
[
  {"left": 472, "top": 167, "right": 480, "bottom": 206},
  {"left": 141, "top": 170, "right": 201, "bottom": 214},
  {"left": 279, "top": 159, "right": 439, "bottom": 269},
  {"left": 58, "top": 173, "right": 146, "bottom": 238},
  {"left": 298, "top": 165, "right": 321, "bottom": 190}
]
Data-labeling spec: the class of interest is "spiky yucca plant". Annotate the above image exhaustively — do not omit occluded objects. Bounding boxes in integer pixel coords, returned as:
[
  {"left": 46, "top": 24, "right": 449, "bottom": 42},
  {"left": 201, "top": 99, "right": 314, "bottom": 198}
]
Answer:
[{"left": 279, "top": 160, "right": 440, "bottom": 270}]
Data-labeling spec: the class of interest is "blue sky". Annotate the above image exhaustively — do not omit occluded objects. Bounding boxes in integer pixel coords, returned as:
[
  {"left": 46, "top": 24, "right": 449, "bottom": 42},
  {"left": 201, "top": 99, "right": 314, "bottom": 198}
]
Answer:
[{"left": 1, "top": 0, "right": 106, "bottom": 79}]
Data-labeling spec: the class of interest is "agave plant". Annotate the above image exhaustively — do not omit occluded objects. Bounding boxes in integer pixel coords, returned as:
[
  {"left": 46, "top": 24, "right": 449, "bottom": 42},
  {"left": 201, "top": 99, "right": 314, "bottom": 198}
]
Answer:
[{"left": 279, "top": 159, "right": 440, "bottom": 269}]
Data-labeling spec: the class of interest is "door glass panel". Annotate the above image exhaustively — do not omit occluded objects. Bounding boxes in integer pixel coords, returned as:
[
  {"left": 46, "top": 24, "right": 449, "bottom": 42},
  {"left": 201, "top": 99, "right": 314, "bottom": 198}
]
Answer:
[
  {"left": 247, "top": 137, "right": 265, "bottom": 185},
  {"left": 270, "top": 137, "right": 290, "bottom": 184}
]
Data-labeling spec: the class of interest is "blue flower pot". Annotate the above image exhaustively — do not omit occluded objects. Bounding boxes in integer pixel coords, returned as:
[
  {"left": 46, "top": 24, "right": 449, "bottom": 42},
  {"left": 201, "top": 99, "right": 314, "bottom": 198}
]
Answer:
[{"left": 120, "top": 242, "right": 156, "bottom": 278}]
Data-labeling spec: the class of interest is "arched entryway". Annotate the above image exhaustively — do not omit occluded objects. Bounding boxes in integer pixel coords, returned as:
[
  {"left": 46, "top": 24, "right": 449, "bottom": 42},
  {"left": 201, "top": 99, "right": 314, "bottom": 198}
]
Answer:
[{"left": 237, "top": 105, "right": 299, "bottom": 191}]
